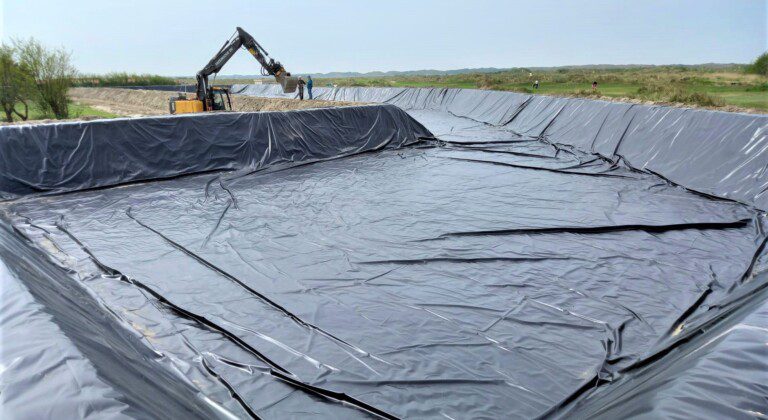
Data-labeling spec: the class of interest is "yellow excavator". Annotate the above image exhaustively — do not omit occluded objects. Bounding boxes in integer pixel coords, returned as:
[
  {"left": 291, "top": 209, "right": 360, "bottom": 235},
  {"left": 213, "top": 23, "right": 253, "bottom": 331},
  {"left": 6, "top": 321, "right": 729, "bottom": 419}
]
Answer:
[{"left": 170, "top": 27, "right": 298, "bottom": 114}]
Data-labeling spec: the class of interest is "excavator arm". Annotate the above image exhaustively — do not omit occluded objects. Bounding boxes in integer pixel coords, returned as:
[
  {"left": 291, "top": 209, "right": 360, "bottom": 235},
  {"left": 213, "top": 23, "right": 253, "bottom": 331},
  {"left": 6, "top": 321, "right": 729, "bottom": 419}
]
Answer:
[{"left": 196, "top": 27, "right": 297, "bottom": 105}]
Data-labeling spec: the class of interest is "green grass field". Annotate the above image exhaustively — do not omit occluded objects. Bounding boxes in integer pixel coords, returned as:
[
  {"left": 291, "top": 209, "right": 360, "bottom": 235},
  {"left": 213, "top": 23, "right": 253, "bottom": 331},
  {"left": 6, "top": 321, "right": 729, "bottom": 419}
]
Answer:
[
  {"left": 8, "top": 65, "right": 763, "bottom": 123},
  {"left": 207, "top": 65, "right": 766, "bottom": 112},
  {"left": 317, "top": 70, "right": 766, "bottom": 111},
  {"left": 7, "top": 101, "right": 119, "bottom": 122},
  {"left": 69, "top": 102, "right": 120, "bottom": 119}
]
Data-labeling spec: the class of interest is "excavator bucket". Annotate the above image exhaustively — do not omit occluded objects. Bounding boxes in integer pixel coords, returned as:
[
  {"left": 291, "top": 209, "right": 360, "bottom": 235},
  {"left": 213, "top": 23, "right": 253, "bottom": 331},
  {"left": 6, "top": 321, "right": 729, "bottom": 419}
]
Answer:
[{"left": 279, "top": 75, "right": 298, "bottom": 93}]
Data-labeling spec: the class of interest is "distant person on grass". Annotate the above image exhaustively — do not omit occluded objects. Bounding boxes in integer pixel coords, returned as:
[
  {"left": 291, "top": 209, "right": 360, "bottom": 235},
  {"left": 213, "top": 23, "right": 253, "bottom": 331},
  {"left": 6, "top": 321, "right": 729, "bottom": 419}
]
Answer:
[
  {"left": 297, "top": 76, "right": 306, "bottom": 100},
  {"left": 592, "top": 81, "right": 598, "bottom": 90},
  {"left": 533, "top": 80, "right": 540, "bottom": 89},
  {"left": 307, "top": 75, "right": 314, "bottom": 99}
]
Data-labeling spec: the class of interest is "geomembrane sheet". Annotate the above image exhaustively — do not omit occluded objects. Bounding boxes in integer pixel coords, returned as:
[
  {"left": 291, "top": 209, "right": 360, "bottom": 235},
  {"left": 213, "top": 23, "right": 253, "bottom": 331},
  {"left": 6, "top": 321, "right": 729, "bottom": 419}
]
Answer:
[{"left": 1, "top": 89, "right": 767, "bottom": 419}]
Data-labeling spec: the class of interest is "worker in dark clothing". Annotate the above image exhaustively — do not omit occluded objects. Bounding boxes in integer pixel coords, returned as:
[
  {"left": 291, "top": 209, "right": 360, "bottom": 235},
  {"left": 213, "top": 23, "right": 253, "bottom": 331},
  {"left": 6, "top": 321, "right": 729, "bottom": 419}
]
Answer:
[
  {"left": 297, "top": 76, "right": 306, "bottom": 100},
  {"left": 307, "top": 76, "right": 314, "bottom": 99}
]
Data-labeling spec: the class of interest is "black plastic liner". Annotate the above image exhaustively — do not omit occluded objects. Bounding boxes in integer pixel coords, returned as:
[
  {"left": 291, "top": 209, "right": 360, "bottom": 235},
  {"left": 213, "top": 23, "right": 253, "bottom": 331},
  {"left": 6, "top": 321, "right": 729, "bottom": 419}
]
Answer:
[
  {"left": 0, "top": 104, "right": 430, "bottom": 198},
  {"left": 233, "top": 84, "right": 768, "bottom": 210},
  {"left": 0, "top": 223, "right": 233, "bottom": 419},
  {"left": 1, "top": 90, "right": 767, "bottom": 419},
  {"left": 114, "top": 84, "right": 197, "bottom": 92}
]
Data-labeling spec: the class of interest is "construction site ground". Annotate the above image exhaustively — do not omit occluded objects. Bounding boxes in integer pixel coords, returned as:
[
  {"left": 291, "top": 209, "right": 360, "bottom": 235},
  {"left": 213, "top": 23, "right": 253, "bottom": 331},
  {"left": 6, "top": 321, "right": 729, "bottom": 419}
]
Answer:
[{"left": 69, "top": 87, "right": 356, "bottom": 118}]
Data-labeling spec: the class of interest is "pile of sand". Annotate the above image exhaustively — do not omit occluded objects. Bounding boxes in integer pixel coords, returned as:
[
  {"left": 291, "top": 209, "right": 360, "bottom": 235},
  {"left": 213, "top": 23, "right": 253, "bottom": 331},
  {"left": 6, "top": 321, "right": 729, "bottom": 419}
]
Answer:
[{"left": 69, "top": 87, "right": 359, "bottom": 117}]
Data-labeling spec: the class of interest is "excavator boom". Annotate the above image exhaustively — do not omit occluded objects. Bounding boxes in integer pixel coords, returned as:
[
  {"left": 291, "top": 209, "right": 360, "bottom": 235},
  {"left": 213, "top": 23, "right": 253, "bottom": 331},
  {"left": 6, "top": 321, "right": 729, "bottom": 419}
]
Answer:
[
  {"left": 170, "top": 27, "right": 298, "bottom": 115},
  {"left": 196, "top": 27, "right": 297, "bottom": 104}
]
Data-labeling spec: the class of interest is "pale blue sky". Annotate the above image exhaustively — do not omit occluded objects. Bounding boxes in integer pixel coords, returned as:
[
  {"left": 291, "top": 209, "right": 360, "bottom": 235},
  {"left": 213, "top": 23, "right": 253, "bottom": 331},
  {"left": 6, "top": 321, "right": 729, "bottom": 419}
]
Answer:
[{"left": 1, "top": 0, "right": 766, "bottom": 76}]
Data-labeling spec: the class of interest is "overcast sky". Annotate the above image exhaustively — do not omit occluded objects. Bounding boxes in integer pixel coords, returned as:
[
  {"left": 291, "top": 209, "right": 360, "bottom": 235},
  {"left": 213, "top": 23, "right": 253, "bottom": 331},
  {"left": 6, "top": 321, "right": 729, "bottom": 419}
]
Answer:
[{"left": 1, "top": 0, "right": 766, "bottom": 76}]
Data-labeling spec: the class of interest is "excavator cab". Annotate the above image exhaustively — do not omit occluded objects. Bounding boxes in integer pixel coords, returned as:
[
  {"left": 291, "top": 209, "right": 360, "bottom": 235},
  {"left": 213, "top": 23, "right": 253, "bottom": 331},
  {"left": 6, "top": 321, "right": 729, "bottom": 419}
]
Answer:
[{"left": 209, "top": 87, "right": 232, "bottom": 111}]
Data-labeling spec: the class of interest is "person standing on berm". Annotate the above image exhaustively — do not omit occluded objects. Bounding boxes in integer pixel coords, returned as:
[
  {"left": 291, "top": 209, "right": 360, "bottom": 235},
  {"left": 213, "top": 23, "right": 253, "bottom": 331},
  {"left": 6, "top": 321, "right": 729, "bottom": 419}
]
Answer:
[{"left": 297, "top": 76, "right": 306, "bottom": 100}]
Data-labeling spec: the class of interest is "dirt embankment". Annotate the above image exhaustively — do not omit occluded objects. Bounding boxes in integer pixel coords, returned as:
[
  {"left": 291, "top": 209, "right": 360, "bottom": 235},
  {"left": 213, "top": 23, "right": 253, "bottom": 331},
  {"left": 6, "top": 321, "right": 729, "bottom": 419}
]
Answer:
[{"left": 69, "top": 87, "right": 360, "bottom": 117}]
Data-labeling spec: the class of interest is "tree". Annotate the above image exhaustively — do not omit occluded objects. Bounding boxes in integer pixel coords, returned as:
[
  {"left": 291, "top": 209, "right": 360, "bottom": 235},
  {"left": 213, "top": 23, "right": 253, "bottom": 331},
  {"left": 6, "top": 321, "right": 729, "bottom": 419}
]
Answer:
[
  {"left": 0, "top": 45, "right": 35, "bottom": 122},
  {"left": 746, "top": 52, "right": 768, "bottom": 76},
  {"left": 14, "top": 38, "right": 77, "bottom": 119}
]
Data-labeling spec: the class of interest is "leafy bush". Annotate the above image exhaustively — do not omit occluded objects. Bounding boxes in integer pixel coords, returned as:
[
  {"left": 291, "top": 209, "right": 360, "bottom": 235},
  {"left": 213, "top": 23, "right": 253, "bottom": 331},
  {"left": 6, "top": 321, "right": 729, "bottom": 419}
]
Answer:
[
  {"left": 669, "top": 91, "right": 723, "bottom": 107},
  {"left": 746, "top": 83, "right": 768, "bottom": 92},
  {"left": 511, "top": 86, "right": 533, "bottom": 94},
  {"left": 75, "top": 72, "right": 177, "bottom": 87},
  {"left": 633, "top": 84, "right": 723, "bottom": 107},
  {"left": 573, "top": 89, "right": 602, "bottom": 97},
  {"left": 14, "top": 38, "right": 77, "bottom": 119},
  {"left": 0, "top": 45, "right": 36, "bottom": 122},
  {"left": 476, "top": 74, "right": 509, "bottom": 89},
  {"left": 745, "top": 52, "right": 768, "bottom": 76}
]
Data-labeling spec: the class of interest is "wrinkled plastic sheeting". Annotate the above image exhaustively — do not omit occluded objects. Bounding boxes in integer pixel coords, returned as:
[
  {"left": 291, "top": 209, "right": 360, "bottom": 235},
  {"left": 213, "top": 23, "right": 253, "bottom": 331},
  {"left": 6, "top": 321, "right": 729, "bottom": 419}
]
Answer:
[
  {"left": 1, "top": 89, "right": 768, "bottom": 418},
  {"left": 5, "top": 140, "right": 764, "bottom": 418},
  {"left": 0, "top": 223, "right": 238, "bottom": 419},
  {"left": 561, "top": 290, "right": 768, "bottom": 419},
  {"left": 0, "top": 104, "right": 431, "bottom": 198},
  {"left": 232, "top": 84, "right": 768, "bottom": 210},
  {"left": 0, "top": 258, "right": 133, "bottom": 419}
]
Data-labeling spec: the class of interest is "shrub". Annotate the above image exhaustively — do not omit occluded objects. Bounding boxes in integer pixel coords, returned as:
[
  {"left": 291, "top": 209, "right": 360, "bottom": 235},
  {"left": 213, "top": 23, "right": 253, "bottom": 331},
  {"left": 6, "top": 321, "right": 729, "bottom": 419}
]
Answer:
[
  {"left": 668, "top": 91, "right": 723, "bottom": 107},
  {"left": 745, "top": 52, "right": 768, "bottom": 76},
  {"left": 14, "top": 38, "right": 77, "bottom": 119},
  {"left": 74, "top": 72, "right": 177, "bottom": 87},
  {"left": 475, "top": 74, "right": 516, "bottom": 90},
  {"left": 746, "top": 83, "right": 768, "bottom": 92},
  {"left": 573, "top": 89, "right": 602, "bottom": 97},
  {"left": 0, "top": 45, "right": 36, "bottom": 122},
  {"left": 633, "top": 84, "right": 723, "bottom": 107}
]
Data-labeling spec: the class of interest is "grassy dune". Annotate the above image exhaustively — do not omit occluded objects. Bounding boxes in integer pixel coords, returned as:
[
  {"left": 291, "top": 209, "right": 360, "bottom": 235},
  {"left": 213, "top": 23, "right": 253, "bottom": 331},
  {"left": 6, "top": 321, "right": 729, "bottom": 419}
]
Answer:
[
  {"left": 180, "top": 65, "right": 767, "bottom": 112},
  {"left": 309, "top": 66, "right": 766, "bottom": 111}
]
